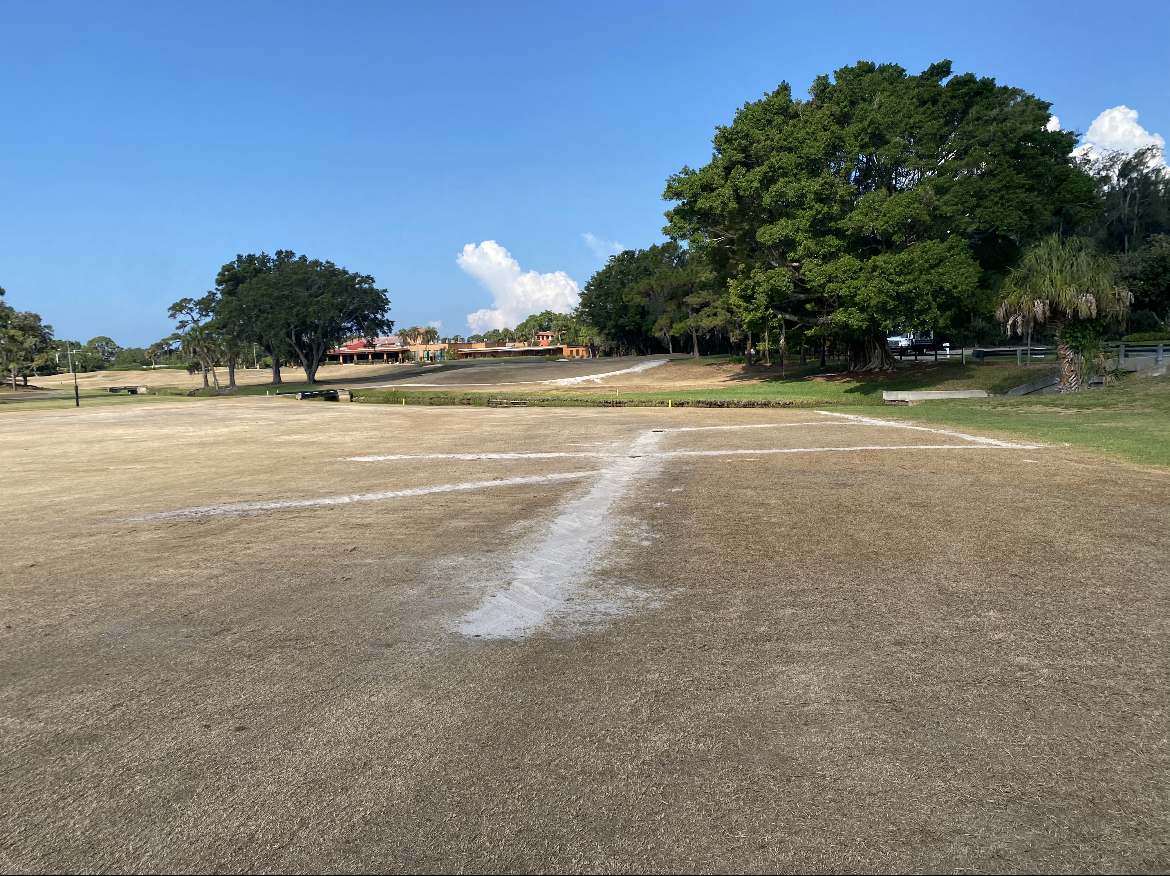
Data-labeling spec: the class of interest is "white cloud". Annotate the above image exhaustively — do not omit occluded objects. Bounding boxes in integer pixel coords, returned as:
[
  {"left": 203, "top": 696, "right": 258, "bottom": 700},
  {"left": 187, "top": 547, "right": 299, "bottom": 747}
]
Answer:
[
  {"left": 583, "top": 232, "right": 624, "bottom": 260},
  {"left": 1075, "top": 106, "right": 1167, "bottom": 168},
  {"left": 428, "top": 320, "right": 442, "bottom": 329},
  {"left": 1045, "top": 115, "right": 1060, "bottom": 132},
  {"left": 458, "top": 241, "right": 580, "bottom": 332}
]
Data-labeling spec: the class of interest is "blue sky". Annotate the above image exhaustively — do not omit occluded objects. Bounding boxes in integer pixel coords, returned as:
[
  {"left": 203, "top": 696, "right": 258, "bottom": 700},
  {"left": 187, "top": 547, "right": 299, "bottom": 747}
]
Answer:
[{"left": 1, "top": 0, "right": 1167, "bottom": 346}]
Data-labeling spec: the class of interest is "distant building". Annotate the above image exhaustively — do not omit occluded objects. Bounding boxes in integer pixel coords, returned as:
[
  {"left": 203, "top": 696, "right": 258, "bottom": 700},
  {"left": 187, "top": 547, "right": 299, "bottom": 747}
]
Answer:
[
  {"left": 325, "top": 337, "right": 461, "bottom": 364},
  {"left": 326, "top": 338, "right": 592, "bottom": 363},
  {"left": 456, "top": 343, "right": 589, "bottom": 359}
]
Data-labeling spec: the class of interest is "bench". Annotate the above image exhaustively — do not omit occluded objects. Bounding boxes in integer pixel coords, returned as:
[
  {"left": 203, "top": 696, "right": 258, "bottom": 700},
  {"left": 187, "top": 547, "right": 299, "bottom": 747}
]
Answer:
[
  {"left": 108, "top": 386, "right": 148, "bottom": 394},
  {"left": 487, "top": 398, "right": 528, "bottom": 407}
]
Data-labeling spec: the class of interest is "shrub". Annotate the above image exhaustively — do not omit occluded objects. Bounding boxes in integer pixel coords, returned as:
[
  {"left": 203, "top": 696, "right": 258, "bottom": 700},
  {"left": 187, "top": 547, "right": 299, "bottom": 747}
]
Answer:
[{"left": 1121, "top": 331, "right": 1170, "bottom": 342}]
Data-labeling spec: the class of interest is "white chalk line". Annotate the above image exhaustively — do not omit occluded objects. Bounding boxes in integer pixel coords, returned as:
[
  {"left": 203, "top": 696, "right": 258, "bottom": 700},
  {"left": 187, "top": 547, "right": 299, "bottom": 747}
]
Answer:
[
  {"left": 120, "top": 471, "right": 596, "bottom": 522},
  {"left": 660, "top": 421, "right": 855, "bottom": 432},
  {"left": 129, "top": 418, "right": 1033, "bottom": 524},
  {"left": 814, "top": 410, "right": 1034, "bottom": 448},
  {"left": 661, "top": 444, "right": 1035, "bottom": 457},
  {"left": 385, "top": 358, "right": 669, "bottom": 388},
  {"left": 543, "top": 358, "right": 668, "bottom": 385},
  {"left": 344, "top": 443, "right": 1031, "bottom": 464},
  {"left": 450, "top": 416, "right": 1037, "bottom": 639},
  {"left": 454, "top": 430, "right": 666, "bottom": 640},
  {"left": 344, "top": 451, "right": 614, "bottom": 462}
]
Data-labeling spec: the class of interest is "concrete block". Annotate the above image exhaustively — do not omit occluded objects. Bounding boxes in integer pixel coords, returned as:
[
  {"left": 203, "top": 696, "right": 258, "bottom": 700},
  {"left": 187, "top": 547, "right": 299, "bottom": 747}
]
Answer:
[{"left": 882, "top": 390, "right": 988, "bottom": 406}]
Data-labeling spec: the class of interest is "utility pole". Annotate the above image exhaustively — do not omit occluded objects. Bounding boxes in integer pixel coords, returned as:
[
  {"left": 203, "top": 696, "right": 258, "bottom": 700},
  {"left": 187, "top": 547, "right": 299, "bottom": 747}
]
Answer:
[{"left": 65, "top": 346, "right": 82, "bottom": 407}]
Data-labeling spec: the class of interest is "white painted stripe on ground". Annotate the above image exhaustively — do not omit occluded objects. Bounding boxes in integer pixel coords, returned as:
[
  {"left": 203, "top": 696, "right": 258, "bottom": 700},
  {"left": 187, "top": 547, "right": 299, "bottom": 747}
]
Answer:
[
  {"left": 455, "top": 430, "right": 666, "bottom": 640},
  {"left": 122, "top": 471, "right": 596, "bottom": 522},
  {"left": 663, "top": 421, "right": 855, "bottom": 432},
  {"left": 344, "top": 451, "right": 614, "bottom": 461},
  {"left": 542, "top": 358, "right": 668, "bottom": 385},
  {"left": 343, "top": 442, "right": 1033, "bottom": 464},
  {"left": 661, "top": 444, "right": 1036, "bottom": 457},
  {"left": 385, "top": 357, "right": 669, "bottom": 388},
  {"left": 450, "top": 419, "right": 1038, "bottom": 639},
  {"left": 813, "top": 410, "right": 1033, "bottom": 448}
]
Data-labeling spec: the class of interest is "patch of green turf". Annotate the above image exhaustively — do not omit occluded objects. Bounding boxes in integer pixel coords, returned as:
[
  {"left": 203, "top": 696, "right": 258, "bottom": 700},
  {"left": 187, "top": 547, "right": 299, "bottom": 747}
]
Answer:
[{"left": 879, "top": 372, "right": 1170, "bottom": 468}]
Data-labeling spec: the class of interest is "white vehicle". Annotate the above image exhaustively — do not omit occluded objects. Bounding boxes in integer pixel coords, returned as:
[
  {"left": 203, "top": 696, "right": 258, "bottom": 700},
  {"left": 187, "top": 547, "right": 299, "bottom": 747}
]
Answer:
[{"left": 887, "top": 331, "right": 935, "bottom": 354}]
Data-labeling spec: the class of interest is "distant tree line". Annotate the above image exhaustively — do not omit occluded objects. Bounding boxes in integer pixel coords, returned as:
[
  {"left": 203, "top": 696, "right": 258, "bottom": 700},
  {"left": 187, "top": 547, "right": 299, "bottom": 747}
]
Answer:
[
  {"left": 455, "top": 311, "right": 599, "bottom": 350},
  {"left": 573, "top": 60, "right": 1170, "bottom": 372},
  {"left": 10, "top": 60, "right": 1168, "bottom": 391},
  {"left": 0, "top": 287, "right": 172, "bottom": 388}
]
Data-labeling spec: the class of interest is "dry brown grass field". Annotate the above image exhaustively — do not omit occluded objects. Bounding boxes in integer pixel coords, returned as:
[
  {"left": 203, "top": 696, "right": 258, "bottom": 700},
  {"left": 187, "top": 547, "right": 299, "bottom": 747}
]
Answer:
[
  {"left": 21, "top": 354, "right": 891, "bottom": 396},
  {"left": 2, "top": 396, "right": 1168, "bottom": 872}
]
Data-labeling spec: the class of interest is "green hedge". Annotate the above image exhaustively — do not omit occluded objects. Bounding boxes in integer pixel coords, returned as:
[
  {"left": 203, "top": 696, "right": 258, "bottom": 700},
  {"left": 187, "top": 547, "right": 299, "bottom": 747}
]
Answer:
[{"left": 1121, "top": 332, "right": 1170, "bottom": 342}]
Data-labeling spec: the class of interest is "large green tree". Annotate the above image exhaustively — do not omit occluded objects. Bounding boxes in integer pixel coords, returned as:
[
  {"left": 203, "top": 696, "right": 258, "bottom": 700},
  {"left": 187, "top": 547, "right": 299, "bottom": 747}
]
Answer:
[
  {"left": 1118, "top": 234, "right": 1170, "bottom": 325},
  {"left": 0, "top": 306, "right": 55, "bottom": 389},
  {"left": 625, "top": 243, "right": 721, "bottom": 358},
  {"left": 168, "top": 296, "right": 222, "bottom": 388},
  {"left": 214, "top": 251, "right": 392, "bottom": 384},
  {"left": 214, "top": 253, "right": 292, "bottom": 384},
  {"left": 1082, "top": 146, "right": 1170, "bottom": 256},
  {"left": 664, "top": 60, "right": 1099, "bottom": 370},
  {"left": 236, "top": 253, "right": 392, "bottom": 384},
  {"left": 577, "top": 248, "right": 671, "bottom": 355}
]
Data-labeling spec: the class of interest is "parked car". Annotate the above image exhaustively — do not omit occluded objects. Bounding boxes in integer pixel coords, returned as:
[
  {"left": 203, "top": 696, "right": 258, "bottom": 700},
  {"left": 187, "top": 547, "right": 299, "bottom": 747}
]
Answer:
[{"left": 887, "top": 331, "right": 936, "bottom": 354}]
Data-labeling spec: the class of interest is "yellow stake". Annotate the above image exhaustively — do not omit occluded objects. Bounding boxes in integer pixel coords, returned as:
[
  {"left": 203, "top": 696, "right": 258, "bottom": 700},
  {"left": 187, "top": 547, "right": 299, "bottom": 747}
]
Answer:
[{"left": 668, "top": 399, "right": 671, "bottom": 408}]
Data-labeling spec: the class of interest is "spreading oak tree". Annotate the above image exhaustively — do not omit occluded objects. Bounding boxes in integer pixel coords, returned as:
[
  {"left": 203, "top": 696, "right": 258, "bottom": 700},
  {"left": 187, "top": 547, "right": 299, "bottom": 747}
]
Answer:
[{"left": 663, "top": 60, "right": 1099, "bottom": 370}]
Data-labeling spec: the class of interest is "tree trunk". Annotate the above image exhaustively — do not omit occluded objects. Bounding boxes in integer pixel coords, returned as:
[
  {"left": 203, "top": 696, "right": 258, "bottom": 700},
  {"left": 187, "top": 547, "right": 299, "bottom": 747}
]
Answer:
[
  {"left": 800, "top": 345, "right": 807, "bottom": 366},
  {"left": 1054, "top": 321, "right": 1081, "bottom": 391},
  {"left": 227, "top": 354, "right": 237, "bottom": 390},
  {"left": 846, "top": 332, "right": 897, "bottom": 372},
  {"left": 200, "top": 360, "right": 209, "bottom": 388},
  {"left": 820, "top": 340, "right": 826, "bottom": 368},
  {"left": 688, "top": 303, "right": 699, "bottom": 359},
  {"left": 763, "top": 324, "right": 771, "bottom": 365},
  {"left": 779, "top": 322, "right": 787, "bottom": 377},
  {"left": 267, "top": 343, "right": 282, "bottom": 385},
  {"left": 745, "top": 332, "right": 753, "bottom": 366}
]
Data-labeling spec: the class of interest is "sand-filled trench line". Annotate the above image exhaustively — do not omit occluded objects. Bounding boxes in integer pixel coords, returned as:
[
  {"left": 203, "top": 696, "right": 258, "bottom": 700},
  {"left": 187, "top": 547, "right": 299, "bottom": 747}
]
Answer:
[
  {"left": 444, "top": 415, "right": 1040, "bottom": 639},
  {"left": 390, "top": 357, "right": 669, "bottom": 388},
  {"left": 109, "top": 410, "right": 1042, "bottom": 639}
]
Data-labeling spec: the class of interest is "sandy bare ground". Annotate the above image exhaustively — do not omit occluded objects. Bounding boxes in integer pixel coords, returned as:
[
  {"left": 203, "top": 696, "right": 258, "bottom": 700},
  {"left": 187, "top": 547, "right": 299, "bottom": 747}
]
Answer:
[
  {"left": 29, "top": 355, "right": 802, "bottom": 397},
  {"left": 1, "top": 399, "right": 1168, "bottom": 872}
]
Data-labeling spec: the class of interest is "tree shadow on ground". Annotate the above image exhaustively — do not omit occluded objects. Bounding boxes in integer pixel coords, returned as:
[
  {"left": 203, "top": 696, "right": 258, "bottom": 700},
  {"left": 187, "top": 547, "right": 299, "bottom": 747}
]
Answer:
[{"left": 715, "top": 359, "right": 1036, "bottom": 397}]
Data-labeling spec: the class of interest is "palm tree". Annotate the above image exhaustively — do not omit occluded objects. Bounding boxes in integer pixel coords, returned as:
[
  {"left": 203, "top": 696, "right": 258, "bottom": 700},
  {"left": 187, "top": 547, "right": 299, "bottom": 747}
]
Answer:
[
  {"left": 998, "top": 235, "right": 1130, "bottom": 391},
  {"left": 420, "top": 326, "right": 440, "bottom": 345}
]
